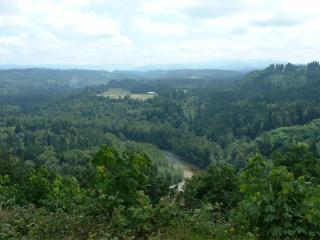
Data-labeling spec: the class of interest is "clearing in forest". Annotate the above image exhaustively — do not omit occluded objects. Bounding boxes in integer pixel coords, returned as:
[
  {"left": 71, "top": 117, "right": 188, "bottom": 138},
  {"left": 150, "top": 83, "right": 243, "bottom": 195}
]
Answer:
[{"left": 101, "top": 88, "right": 156, "bottom": 100}]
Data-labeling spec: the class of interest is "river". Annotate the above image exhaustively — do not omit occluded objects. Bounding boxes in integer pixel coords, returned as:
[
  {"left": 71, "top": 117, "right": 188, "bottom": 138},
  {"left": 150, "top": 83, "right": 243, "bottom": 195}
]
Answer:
[{"left": 161, "top": 150, "right": 197, "bottom": 191}]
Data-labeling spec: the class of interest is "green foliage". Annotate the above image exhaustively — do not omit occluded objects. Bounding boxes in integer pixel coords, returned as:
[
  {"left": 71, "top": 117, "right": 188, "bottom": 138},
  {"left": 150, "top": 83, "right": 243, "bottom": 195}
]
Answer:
[
  {"left": 0, "top": 147, "right": 222, "bottom": 239},
  {"left": 0, "top": 175, "right": 23, "bottom": 207},
  {"left": 307, "top": 61, "right": 320, "bottom": 84},
  {"left": 183, "top": 163, "right": 241, "bottom": 212},
  {"left": 91, "top": 145, "right": 153, "bottom": 207},
  {"left": 24, "top": 165, "right": 83, "bottom": 211},
  {"left": 273, "top": 144, "right": 320, "bottom": 183},
  {"left": 234, "top": 155, "right": 320, "bottom": 239},
  {"left": 0, "top": 151, "right": 27, "bottom": 184},
  {"left": 256, "top": 119, "right": 320, "bottom": 157},
  {"left": 151, "top": 197, "right": 256, "bottom": 240}
]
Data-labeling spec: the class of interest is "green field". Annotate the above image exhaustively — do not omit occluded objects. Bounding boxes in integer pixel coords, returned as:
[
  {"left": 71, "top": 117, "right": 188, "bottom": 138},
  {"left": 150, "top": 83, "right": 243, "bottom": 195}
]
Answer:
[{"left": 101, "top": 88, "right": 156, "bottom": 100}]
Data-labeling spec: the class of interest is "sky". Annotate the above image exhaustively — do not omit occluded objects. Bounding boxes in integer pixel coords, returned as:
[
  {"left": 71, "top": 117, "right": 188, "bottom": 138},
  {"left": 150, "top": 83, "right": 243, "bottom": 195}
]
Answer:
[{"left": 0, "top": 0, "right": 319, "bottom": 67}]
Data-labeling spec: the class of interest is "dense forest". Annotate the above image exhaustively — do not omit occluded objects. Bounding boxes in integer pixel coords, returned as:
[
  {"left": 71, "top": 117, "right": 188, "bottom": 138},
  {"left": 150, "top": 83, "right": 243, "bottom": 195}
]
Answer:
[{"left": 1, "top": 62, "right": 320, "bottom": 239}]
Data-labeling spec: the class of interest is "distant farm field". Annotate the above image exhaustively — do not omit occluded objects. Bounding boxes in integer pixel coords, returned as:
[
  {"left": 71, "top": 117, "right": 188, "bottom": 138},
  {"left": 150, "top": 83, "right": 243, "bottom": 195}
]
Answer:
[{"left": 101, "top": 88, "right": 156, "bottom": 101}]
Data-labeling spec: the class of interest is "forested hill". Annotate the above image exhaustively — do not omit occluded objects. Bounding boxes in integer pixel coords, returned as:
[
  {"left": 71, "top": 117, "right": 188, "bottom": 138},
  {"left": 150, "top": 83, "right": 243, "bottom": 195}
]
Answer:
[
  {"left": 240, "top": 61, "right": 320, "bottom": 92},
  {"left": 255, "top": 118, "right": 320, "bottom": 156},
  {"left": 0, "top": 69, "right": 110, "bottom": 106},
  {"left": 0, "top": 68, "right": 243, "bottom": 106},
  {"left": 1, "top": 62, "right": 320, "bottom": 170},
  {"left": 1, "top": 62, "right": 320, "bottom": 239}
]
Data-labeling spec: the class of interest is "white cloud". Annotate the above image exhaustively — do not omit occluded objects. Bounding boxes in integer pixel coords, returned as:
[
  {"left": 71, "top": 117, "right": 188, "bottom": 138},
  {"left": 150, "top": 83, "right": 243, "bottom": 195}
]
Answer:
[
  {"left": 0, "top": 0, "right": 319, "bottom": 65},
  {"left": 63, "top": 12, "right": 120, "bottom": 37},
  {"left": 133, "top": 18, "right": 187, "bottom": 36},
  {"left": 0, "top": 35, "right": 26, "bottom": 46},
  {"left": 138, "top": 0, "right": 198, "bottom": 18}
]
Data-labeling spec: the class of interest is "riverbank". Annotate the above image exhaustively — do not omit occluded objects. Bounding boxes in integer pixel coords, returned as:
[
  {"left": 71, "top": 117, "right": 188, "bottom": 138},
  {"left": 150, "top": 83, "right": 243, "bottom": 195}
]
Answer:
[{"left": 162, "top": 150, "right": 198, "bottom": 191}]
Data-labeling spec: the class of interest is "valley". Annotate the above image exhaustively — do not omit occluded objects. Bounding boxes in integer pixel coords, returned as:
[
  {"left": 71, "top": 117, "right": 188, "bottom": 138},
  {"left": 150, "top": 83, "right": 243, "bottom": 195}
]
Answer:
[
  {"left": 162, "top": 150, "right": 195, "bottom": 179},
  {"left": 162, "top": 150, "right": 196, "bottom": 191},
  {"left": 1, "top": 62, "right": 320, "bottom": 239},
  {"left": 1, "top": 0, "right": 319, "bottom": 238}
]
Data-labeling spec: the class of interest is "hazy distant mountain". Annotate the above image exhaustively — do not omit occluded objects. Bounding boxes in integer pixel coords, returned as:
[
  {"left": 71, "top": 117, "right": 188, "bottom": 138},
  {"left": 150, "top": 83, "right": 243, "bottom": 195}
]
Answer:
[
  {"left": 0, "top": 64, "right": 133, "bottom": 71},
  {"left": 0, "top": 59, "right": 283, "bottom": 71},
  {"left": 134, "top": 59, "right": 284, "bottom": 71}
]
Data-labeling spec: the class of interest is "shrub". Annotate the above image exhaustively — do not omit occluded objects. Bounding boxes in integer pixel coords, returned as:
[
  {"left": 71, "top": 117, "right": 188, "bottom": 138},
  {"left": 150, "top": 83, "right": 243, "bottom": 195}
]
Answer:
[{"left": 233, "top": 155, "right": 320, "bottom": 239}]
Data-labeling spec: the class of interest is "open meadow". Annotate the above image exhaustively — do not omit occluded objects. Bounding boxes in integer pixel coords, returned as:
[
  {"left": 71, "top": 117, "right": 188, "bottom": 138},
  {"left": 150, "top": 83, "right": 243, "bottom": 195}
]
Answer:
[{"left": 102, "top": 88, "right": 156, "bottom": 100}]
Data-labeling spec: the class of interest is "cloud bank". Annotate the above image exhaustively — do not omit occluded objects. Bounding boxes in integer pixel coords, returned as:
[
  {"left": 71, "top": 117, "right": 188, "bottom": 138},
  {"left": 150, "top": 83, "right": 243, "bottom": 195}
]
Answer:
[{"left": 0, "top": 0, "right": 319, "bottom": 66}]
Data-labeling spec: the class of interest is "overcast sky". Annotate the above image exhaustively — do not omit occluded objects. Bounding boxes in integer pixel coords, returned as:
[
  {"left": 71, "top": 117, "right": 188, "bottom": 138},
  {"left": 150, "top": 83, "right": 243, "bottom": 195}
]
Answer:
[{"left": 0, "top": 0, "right": 319, "bottom": 66}]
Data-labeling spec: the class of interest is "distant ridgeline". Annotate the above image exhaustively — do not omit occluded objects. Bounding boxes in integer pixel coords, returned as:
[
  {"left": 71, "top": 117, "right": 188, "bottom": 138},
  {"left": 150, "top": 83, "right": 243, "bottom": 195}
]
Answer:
[
  {"left": 0, "top": 68, "right": 243, "bottom": 106},
  {"left": 240, "top": 61, "right": 320, "bottom": 92}
]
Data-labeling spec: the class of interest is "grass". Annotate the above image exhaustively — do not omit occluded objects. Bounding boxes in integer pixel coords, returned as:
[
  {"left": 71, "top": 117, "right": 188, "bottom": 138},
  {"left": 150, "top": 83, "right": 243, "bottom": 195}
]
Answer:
[
  {"left": 130, "top": 93, "right": 155, "bottom": 100},
  {"left": 102, "top": 88, "right": 130, "bottom": 99},
  {"left": 101, "top": 88, "right": 156, "bottom": 101}
]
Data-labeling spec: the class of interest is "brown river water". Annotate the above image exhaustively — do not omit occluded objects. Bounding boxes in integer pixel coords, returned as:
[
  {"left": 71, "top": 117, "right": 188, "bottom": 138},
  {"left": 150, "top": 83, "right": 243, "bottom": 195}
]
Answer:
[{"left": 161, "top": 151, "right": 197, "bottom": 191}]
